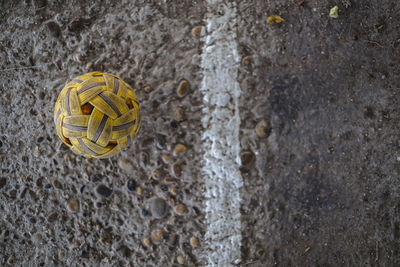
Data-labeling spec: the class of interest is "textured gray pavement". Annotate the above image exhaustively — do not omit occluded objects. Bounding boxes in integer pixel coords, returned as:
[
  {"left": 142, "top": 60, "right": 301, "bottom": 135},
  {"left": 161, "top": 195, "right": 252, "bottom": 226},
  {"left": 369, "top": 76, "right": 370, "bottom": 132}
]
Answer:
[{"left": 1, "top": 0, "right": 400, "bottom": 266}]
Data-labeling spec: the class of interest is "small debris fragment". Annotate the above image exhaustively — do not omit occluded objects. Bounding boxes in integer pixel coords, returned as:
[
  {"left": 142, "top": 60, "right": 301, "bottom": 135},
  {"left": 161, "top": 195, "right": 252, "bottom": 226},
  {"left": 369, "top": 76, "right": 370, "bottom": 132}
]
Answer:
[
  {"left": 173, "top": 144, "right": 187, "bottom": 156},
  {"left": 174, "top": 204, "right": 188, "bottom": 215},
  {"left": 176, "top": 80, "right": 190, "bottom": 97},
  {"left": 66, "top": 199, "right": 80, "bottom": 212},
  {"left": 329, "top": 6, "right": 339, "bottom": 18},
  {"left": 267, "top": 15, "right": 284, "bottom": 24}
]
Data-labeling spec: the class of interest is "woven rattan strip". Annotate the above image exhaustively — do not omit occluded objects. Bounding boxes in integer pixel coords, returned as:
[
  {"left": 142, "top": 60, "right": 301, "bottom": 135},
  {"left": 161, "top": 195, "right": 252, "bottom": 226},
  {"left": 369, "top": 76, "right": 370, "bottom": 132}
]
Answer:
[{"left": 54, "top": 72, "right": 140, "bottom": 158}]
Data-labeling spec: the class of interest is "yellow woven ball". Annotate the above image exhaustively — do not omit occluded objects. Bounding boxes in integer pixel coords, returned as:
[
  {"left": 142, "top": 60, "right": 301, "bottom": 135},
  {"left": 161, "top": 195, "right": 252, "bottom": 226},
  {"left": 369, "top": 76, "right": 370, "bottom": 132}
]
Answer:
[{"left": 54, "top": 72, "right": 140, "bottom": 158}]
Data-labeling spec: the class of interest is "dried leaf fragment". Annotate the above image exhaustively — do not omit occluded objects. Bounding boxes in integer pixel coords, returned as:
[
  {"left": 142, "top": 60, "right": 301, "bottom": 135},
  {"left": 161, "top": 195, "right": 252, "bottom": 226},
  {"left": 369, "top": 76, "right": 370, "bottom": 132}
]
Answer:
[
  {"left": 267, "top": 15, "right": 284, "bottom": 24},
  {"left": 329, "top": 6, "right": 339, "bottom": 18}
]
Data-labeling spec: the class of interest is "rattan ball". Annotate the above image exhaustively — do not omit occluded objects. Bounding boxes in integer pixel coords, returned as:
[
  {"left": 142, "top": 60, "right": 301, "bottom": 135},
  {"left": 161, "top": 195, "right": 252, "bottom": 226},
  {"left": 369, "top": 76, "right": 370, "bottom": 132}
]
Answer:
[{"left": 54, "top": 72, "right": 140, "bottom": 158}]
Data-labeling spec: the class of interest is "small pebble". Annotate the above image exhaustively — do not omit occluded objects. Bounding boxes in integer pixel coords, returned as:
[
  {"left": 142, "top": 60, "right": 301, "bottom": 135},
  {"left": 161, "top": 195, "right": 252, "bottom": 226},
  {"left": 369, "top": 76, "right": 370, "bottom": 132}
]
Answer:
[
  {"left": 151, "top": 229, "right": 164, "bottom": 243},
  {"left": 161, "top": 154, "right": 172, "bottom": 164},
  {"left": 47, "top": 212, "right": 58, "bottom": 222},
  {"left": 141, "top": 208, "right": 149, "bottom": 218},
  {"left": 164, "top": 225, "right": 172, "bottom": 232},
  {"left": 44, "top": 183, "right": 52, "bottom": 190},
  {"left": 163, "top": 177, "right": 177, "bottom": 184},
  {"left": 255, "top": 119, "right": 270, "bottom": 137},
  {"left": 168, "top": 197, "right": 175, "bottom": 206},
  {"left": 155, "top": 134, "right": 166, "bottom": 149},
  {"left": 242, "top": 56, "right": 251, "bottom": 66},
  {"left": 52, "top": 180, "right": 62, "bottom": 189},
  {"left": 176, "top": 80, "right": 190, "bottom": 97},
  {"left": 60, "top": 143, "right": 69, "bottom": 152},
  {"left": 67, "top": 199, "right": 80, "bottom": 212},
  {"left": 180, "top": 120, "right": 188, "bottom": 128},
  {"left": 168, "top": 234, "right": 178, "bottom": 247},
  {"left": 75, "top": 54, "right": 83, "bottom": 62},
  {"left": 70, "top": 241, "right": 80, "bottom": 249},
  {"left": 152, "top": 169, "right": 162, "bottom": 180},
  {"left": 0, "top": 177, "right": 7, "bottom": 189},
  {"left": 190, "top": 236, "right": 199, "bottom": 247},
  {"left": 137, "top": 186, "right": 143, "bottom": 195},
  {"left": 171, "top": 163, "right": 182, "bottom": 177},
  {"left": 174, "top": 107, "right": 184, "bottom": 121},
  {"left": 118, "top": 158, "right": 133, "bottom": 172},
  {"left": 68, "top": 18, "right": 90, "bottom": 33},
  {"left": 42, "top": 51, "right": 49, "bottom": 57},
  {"left": 7, "top": 257, "right": 14, "bottom": 265},
  {"left": 174, "top": 204, "right": 188, "bottom": 215},
  {"left": 177, "top": 255, "right": 185, "bottom": 265},
  {"left": 96, "top": 184, "right": 112, "bottom": 198},
  {"left": 46, "top": 21, "right": 61, "bottom": 37},
  {"left": 240, "top": 151, "right": 254, "bottom": 166},
  {"left": 32, "top": 233, "right": 42, "bottom": 242},
  {"left": 86, "top": 62, "right": 93, "bottom": 70},
  {"left": 140, "top": 137, "right": 154, "bottom": 150},
  {"left": 150, "top": 198, "right": 168, "bottom": 219},
  {"left": 170, "top": 188, "right": 178, "bottom": 195},
  {"left": 127, "top": 179, "right": 137, "bottom": 192},
  {"left": 142, "top": 237, "right": 151, "bottom": 246},
  {"left": 191, "top": 25, "right": 203, "bottom": 37},
  {"left": 173, "top": 144, "right": 187, "bottom": 156}
]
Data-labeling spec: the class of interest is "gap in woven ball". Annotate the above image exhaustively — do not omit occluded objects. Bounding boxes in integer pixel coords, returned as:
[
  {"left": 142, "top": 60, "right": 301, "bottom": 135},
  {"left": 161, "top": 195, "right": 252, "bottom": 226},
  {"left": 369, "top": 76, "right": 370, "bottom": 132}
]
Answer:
[{"left": 81, "top": 103, "right": 93, "bottom": 115}]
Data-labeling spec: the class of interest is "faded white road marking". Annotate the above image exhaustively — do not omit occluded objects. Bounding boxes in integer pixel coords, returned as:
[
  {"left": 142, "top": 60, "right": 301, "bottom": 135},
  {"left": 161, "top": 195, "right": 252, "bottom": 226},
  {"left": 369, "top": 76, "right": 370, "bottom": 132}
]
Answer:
[{"left": 200, "top": 0, "right": 243, "bottom": 266}]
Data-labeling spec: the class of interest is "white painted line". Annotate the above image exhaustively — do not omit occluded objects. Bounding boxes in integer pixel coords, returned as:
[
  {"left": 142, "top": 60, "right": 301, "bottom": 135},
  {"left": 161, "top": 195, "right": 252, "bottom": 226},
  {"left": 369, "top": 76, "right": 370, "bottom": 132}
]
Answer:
[{"left": 200, "top": 1, "right": 243, "bottom": 266}]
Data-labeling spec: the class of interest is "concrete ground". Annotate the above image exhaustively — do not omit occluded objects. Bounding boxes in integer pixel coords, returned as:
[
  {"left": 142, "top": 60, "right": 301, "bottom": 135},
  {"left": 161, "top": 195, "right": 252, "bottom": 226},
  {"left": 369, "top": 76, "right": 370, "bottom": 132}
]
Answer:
[{"left": 1, "top": 0, "right": 400, "bottom": 266}]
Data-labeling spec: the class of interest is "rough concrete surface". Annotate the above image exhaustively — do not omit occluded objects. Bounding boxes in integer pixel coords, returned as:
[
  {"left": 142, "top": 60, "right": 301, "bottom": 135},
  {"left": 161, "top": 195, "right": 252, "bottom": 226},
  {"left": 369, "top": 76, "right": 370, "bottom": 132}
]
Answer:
[{"left": 1, "top": 0, "right": 400, "bottom": 266}]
